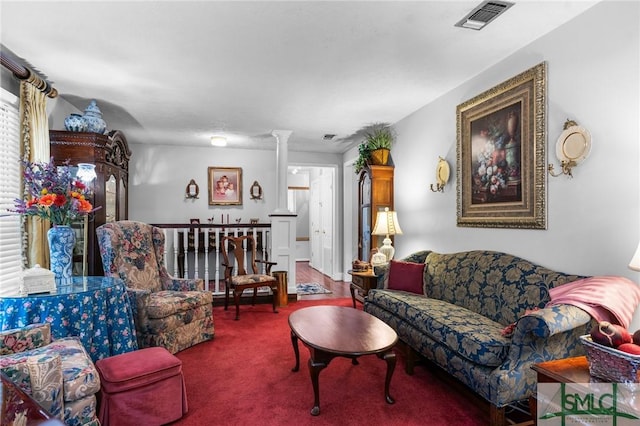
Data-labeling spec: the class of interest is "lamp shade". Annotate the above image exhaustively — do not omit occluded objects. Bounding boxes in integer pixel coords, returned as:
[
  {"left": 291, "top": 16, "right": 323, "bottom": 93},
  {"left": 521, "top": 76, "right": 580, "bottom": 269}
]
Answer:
[
  {"left": 372, "top": 207, "right": 403, "bottom": 237},
  {"left": 371, "top": 207, "right": 402, "bottom": 262},
  {"left": 630, "top": 241, "right": 640, "bottom": 272}
]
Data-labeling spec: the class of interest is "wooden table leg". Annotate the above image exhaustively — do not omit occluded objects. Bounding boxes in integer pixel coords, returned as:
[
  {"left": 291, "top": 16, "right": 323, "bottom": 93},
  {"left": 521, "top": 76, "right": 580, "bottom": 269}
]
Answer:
[
  {"left": 308, "top": 357, "right": 328, "bottom": 416},
  {"left": 290, "top": 330, "right": 300, "bottom": 372},
  {"left": 349, "top": 284, "right": 357, "bottom": 308},
  {"left": 379, "top": 350, "right": 396, "bottom": 404}
]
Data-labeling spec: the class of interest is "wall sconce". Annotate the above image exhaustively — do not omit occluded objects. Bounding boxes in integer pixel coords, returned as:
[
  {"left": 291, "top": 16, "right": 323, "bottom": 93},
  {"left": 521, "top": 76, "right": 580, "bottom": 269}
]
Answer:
[
  {"left": 430, "top": 157, "right": 450, "bottom": 193},
  {"left": 548, "top": 119, "right": 591, "bottom": 178},
  {"left": 250, "top": 181, "right": 263, "bottom": 200},
  {"left": 372, "top": 207, "right": 403, "bottom": 262},
  {"left": 185, "top": 179, "right": 199, "bottom": 199}
]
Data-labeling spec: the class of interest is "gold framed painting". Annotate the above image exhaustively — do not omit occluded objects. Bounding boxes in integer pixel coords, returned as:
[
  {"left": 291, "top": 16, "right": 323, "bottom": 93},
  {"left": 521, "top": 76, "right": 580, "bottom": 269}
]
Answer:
[
  {"left": 456, "top": 62, "right": 547, "bottom": 229},
  {"left": 208, "top": 167, "right": 242, "bottom": 205}
]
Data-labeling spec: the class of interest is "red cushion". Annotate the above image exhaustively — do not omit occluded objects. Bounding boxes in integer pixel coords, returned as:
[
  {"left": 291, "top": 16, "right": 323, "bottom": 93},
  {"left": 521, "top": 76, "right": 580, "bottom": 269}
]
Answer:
[{"left": 387, "top": 260, "right": 425, "bottom": 294}]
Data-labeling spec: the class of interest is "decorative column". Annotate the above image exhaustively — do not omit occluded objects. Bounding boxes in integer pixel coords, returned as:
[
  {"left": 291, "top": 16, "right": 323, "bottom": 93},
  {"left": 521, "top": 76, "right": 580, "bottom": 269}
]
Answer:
[
  {"left": 270, "top": 130, "right": 297, "bottom": 299},
  {"left": 272, "top": 130, "right": 292, "bottom": 214}
]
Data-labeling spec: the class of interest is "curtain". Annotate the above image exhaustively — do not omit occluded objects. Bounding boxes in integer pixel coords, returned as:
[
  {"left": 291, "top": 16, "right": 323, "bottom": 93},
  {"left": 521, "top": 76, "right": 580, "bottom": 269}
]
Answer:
[{"left": 19, "top": 81, "right": 50, "bottom": 268}]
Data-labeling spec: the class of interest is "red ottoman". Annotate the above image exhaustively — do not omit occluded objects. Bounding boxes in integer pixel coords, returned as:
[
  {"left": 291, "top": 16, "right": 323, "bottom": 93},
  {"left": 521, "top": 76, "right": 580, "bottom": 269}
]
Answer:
[{"left": 95, "top": 347, "right": 188, "bottom": 426}]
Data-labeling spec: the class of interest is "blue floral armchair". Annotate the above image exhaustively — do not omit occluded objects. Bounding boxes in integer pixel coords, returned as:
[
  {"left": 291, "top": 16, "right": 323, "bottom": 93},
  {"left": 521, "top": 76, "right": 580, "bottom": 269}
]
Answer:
[
  {"left": 96, "top": 220, "right": 214, "bottom": 353},
  {"left": 0, "top": 323, "right": 100, "bottom": 426}
]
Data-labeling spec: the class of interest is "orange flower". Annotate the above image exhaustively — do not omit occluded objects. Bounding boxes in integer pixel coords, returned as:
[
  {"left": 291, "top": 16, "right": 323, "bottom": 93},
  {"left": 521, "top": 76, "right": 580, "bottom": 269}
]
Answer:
[
  {"left": 77, "top": 199, "right": 93, "bottom": 213},
  {"left": 38, "top": 194, "right": 56, "bottom": 206}
]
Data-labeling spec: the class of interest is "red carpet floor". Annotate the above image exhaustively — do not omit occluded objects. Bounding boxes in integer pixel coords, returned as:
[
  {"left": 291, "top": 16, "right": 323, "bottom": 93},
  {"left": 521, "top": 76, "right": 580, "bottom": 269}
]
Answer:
[{"left": 171, "top": 298, "right": 487, "bottom": 426}]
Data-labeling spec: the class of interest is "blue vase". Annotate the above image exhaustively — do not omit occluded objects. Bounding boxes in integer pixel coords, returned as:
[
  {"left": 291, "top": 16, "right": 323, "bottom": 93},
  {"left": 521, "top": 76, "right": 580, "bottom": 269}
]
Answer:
[
  {"left": 82, "top": 100, "right": 107, "bottom": 134},
  {"left": 64, "top": 113, "right": 87, "bottom": 132},
  {"left": 47, "top": 226, "right": 76, "bottom": 280}
]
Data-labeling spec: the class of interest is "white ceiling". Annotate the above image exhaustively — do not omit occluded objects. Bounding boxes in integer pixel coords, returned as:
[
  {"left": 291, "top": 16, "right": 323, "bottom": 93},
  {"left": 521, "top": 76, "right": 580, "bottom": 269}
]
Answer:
[{"left": 0, "top": 1, "right": 598, "bottom": 154}]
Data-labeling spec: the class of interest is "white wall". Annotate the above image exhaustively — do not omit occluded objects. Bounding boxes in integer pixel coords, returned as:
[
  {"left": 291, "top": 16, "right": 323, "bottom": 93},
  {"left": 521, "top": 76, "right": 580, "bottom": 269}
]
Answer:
[
  {"left": 386, "top": 2, "right": 640, "bottom": 329},
  {"left": 127, "top": 143, "right": 344, "bottom": 270},
  {"left": 129, "top": 144, "right": 277, "bottom": 224}
]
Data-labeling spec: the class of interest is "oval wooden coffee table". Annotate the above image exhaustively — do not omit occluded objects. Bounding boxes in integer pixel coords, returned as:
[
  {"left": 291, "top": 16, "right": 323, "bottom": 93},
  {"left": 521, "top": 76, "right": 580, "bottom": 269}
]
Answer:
[{"left": 289, "top": 305, "right": 398, "bottom": 416}]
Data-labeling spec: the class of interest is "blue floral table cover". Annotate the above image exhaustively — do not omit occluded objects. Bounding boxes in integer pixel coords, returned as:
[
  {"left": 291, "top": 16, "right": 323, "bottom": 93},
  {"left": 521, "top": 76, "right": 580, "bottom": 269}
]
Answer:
[{"left": 0, "top": 276, "right": 138, "bottom": 362}]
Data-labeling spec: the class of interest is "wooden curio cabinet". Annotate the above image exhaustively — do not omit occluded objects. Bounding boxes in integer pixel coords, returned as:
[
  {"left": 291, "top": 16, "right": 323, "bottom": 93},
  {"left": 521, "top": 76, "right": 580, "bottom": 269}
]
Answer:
[
  {"left": 357, "top": 165, "right": 394, "bottom": 262},
  {"left": 50, "top": 130, "right": 131, "bottom": 276}
]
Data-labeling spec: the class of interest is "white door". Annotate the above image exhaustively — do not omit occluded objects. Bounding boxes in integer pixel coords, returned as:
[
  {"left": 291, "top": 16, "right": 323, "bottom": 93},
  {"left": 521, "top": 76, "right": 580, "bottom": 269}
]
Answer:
[
  {"left": 309, "top": 178, "right": 322, "bottom": 270},
  {"left": 320, "top": 172, "right": 333, "bottom": 277}
]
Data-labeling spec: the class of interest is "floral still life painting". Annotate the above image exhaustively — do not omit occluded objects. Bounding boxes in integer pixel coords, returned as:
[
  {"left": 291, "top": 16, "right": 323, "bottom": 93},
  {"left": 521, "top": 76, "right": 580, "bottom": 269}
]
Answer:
[
  {"left": 456, "top": 62, "right": 546, "bottom": 229},
  {"left": 470, "top": 106, "right": 522, "bottom": 204}
]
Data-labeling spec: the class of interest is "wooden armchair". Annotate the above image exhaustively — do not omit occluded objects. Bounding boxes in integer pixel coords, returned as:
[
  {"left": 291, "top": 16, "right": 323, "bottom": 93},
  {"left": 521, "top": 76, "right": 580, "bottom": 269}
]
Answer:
[
  {"left": 97, "top": 220, "right": 214, "bottom": 353},
  {"left": 221, "top": 235, "right": 279, "bottom": 320}
]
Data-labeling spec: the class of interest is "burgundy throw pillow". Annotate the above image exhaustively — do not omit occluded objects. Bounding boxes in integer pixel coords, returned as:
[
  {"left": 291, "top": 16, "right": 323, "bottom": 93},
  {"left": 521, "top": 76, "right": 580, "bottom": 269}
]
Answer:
[{"left": 387, "top": 260, "right": 425, "bottom": 294}]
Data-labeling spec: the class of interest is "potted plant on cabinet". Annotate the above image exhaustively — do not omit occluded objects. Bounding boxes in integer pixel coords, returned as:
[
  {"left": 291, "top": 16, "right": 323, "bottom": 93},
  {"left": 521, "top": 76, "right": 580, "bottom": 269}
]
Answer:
[{"left": 354, "top": 123, "right": 395, "bottom": 174}]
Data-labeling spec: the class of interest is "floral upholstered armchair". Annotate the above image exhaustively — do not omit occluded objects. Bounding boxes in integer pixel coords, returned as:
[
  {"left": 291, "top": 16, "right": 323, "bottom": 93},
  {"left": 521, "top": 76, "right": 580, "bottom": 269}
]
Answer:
[
  {"left": 97, "top": 220, "right": 214, "bottom": 354},
  {"left": 0, "top": 323, "right": 101, "bottom": 426}
]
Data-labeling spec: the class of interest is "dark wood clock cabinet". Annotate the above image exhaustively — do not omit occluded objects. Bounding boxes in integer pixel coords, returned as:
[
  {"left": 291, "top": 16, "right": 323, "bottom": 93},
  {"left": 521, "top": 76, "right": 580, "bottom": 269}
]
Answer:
[
  {"left": 50, "top": 130, "right": 131, "bottom": 276},
  {"left": 357, "top": 165, "right": 394, "bottom": 262}
]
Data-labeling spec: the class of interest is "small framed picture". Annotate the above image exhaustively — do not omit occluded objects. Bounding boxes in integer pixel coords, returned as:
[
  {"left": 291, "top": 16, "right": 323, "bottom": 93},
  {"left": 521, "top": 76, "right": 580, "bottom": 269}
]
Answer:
[
  {"left": 208, "top": 167, "right": 242, "bottom": 205},
  {"left": 190, "top": 218, "right": 200, "bottom": 224}
]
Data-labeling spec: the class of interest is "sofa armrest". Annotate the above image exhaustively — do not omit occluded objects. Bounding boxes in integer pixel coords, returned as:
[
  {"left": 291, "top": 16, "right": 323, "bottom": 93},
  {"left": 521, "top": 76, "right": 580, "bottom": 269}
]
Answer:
[
  {"left": 26, "top": 352, "right": 64, "bottom": 418},
  {"left": 489, "top": 304, "right": 595, "bottom": 407},
  {"left": 372, "top": 264, "right": 389, "bottom": 289},
  {"left": 0, "top": 323, "right": 52, "bottom": 355},
  {"left": 512, "top": 304, "right": 592, "bottom": 341}
]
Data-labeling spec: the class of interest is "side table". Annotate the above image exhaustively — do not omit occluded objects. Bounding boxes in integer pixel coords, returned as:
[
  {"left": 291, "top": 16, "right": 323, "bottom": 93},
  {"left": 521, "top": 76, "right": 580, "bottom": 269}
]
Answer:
[
  {"left": 348, "top": 269, "right": 378, "bottom": 308},
  {"left": 530, "top": 356, "right": 591, "bottom": 425},
  {"left": 0, "top": 276, "right": 138, "bottom": 362}
]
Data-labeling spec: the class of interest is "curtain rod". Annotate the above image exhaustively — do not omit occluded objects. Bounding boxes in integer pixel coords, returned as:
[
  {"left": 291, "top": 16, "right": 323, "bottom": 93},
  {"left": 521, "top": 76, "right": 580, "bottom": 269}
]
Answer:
[{"left": 0, "top": 51, "right": 58, "bottom": 98}]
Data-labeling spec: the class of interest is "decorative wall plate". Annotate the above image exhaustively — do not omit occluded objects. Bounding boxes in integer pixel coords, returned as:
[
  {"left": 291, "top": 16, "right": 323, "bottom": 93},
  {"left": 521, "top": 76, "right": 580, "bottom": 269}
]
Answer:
[{"left": 556, "top": 124, "right": 591, "bottom": 165}]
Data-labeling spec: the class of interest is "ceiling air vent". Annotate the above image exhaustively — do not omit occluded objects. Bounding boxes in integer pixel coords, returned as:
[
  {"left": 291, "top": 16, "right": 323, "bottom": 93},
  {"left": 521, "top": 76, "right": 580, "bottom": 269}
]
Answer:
[{"left": 455, "top": 1, "right": 514, "bottom": 30}]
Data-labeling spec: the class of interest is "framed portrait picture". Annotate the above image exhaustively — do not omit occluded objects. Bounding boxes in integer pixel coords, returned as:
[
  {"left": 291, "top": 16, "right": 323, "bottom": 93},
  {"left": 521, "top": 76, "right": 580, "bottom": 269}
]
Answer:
[
  {"left": 208, "top": 167, "right": 242, "bottom": 205},
  {"left": 456, "top": 62, "right": 547, "bottom": 229}
]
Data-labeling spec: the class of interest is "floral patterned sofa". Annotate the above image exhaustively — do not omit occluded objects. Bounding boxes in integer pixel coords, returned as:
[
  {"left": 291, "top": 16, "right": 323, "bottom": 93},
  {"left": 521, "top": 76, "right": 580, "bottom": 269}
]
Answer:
[
  {"left": 0, "top": 323, "right": 101, "bottom": 426},
  {"left": 363, "top": 250, "right": 595, "bottom": 426}
]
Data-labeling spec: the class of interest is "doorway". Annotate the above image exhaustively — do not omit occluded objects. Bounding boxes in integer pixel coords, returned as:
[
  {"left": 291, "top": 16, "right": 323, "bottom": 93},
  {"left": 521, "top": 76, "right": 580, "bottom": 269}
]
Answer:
[{"left": 288, "top": 165, "right": 339, "bottom": 280}]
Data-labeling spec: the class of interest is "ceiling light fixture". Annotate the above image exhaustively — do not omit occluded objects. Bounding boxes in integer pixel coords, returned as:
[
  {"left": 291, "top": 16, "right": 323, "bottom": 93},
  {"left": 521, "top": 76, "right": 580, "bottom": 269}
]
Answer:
[{"left": 210, "top": 136, "right": 227, "bottom": 147}]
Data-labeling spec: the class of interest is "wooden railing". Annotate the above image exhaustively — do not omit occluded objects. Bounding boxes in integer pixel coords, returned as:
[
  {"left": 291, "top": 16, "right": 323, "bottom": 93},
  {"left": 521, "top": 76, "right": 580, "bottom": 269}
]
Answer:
[{"left": 151, "top": 223, "right": 271, "bottom": 294}]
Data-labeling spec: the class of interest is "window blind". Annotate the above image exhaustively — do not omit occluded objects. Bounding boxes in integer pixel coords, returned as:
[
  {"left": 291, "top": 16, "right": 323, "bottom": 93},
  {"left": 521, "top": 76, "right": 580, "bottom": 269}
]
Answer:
[{"left": 0, "top": 88, "right": 22, "bottom": 296}]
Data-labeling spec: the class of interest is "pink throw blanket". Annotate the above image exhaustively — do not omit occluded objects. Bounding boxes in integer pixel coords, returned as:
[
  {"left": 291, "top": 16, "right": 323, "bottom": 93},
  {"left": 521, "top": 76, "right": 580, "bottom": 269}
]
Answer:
[{"left": 546, "top": 276, "right": 640, "bottom": 328}]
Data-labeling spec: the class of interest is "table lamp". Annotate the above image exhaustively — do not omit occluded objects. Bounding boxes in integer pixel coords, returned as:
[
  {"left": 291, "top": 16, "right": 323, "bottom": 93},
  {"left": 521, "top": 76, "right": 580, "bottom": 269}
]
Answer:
[
  {"left": 629, "top": 241, "right": 640, "bottom": 271},
  {"left": 372, "top": 207, "right": 403, "bottom": 262}
]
